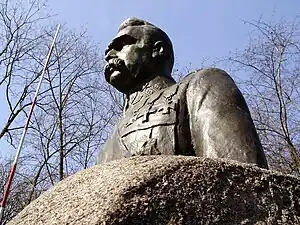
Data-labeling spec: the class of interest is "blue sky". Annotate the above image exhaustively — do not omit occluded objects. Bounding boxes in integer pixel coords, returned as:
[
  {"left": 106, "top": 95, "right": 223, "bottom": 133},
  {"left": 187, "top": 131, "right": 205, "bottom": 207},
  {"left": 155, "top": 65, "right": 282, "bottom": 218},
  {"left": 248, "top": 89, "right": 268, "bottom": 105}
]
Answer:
[
  {"left": 1, "top": 0, "right": 300, "bottom": 157},
  {"left": 48, "top": 0, "right": 300, "bottom": 68}
]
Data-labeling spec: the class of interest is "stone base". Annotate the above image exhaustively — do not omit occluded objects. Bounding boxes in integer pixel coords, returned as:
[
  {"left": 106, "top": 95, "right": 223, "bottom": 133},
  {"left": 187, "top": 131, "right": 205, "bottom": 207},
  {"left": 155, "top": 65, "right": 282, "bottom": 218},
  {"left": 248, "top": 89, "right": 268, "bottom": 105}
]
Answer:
[{"left": 8, "top": 156, "right": 300, "bottom": 224}]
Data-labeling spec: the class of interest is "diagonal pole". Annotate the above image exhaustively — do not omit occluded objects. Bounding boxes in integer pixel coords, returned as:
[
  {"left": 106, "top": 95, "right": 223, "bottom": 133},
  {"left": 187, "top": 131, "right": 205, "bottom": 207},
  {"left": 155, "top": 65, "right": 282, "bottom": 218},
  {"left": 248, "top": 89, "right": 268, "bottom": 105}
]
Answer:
[{"left": 0, "top": 24, "right": 60, "bottom": 220}]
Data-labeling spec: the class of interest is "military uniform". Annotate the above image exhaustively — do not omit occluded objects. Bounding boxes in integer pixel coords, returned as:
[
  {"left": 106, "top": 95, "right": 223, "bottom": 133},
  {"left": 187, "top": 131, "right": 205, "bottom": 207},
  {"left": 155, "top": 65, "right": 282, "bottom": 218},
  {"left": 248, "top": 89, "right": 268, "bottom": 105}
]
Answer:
[{"left": 98, "top": 68, "right": 268, "bottom": 168}]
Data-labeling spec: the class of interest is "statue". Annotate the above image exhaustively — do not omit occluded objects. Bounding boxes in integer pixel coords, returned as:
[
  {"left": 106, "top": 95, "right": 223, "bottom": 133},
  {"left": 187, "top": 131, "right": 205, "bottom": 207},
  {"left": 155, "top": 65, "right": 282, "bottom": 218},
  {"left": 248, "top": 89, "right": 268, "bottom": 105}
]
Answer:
[{"left": 97, "top": 18, "right": 268, "bottom": 168}]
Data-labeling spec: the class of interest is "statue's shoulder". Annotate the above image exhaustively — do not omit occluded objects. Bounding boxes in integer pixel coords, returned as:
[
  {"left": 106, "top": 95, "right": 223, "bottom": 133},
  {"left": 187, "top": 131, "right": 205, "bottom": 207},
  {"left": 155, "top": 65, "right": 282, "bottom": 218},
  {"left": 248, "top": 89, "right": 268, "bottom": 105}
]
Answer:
[
  {"left": 179, "top": 68, "right": 233, "bottom": 85},
  {"left": 179, "top": 68, "right": 236, "bottom": 91}
]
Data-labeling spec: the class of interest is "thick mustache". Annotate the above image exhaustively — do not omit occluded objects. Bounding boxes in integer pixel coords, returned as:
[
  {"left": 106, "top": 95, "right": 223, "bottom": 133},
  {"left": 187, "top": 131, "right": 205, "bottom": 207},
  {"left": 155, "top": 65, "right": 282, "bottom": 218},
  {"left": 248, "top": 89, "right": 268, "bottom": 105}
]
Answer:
[{"left": 104, "top": 58, "right": 126, "bottom": 81}]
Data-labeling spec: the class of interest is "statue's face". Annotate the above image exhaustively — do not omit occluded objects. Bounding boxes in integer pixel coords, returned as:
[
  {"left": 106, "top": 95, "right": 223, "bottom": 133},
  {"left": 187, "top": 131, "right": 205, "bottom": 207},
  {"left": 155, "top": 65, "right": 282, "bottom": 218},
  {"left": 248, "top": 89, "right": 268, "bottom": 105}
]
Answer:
[{"left": 104, "top": 26, "right": 153, "bottom": 93}]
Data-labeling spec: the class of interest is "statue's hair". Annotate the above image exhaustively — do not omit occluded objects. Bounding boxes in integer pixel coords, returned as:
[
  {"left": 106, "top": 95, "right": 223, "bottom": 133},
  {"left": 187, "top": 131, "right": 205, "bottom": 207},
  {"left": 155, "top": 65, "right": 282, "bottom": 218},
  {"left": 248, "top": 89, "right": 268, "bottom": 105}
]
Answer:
[
  {"left": 119, "top": 18, "right": 174, "bottom": 77},
  {"left": 119, "top": 18, "right": 155, "bottom": 31}
]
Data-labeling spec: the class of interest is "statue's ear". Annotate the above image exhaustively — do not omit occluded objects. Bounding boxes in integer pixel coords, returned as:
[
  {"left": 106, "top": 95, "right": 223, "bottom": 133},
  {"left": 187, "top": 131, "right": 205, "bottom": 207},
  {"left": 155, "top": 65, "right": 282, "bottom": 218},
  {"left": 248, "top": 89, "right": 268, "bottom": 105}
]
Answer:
[{"left": 152, "top": 41, "right": 167, "bottom": 59}]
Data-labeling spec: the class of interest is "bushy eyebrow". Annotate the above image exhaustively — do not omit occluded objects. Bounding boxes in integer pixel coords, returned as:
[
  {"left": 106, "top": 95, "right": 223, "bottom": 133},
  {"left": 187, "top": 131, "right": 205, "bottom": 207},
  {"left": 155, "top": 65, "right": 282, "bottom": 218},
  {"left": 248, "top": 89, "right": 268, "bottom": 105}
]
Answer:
[{"left": 105, "top": 34, "right": 137, "bottom": 55}]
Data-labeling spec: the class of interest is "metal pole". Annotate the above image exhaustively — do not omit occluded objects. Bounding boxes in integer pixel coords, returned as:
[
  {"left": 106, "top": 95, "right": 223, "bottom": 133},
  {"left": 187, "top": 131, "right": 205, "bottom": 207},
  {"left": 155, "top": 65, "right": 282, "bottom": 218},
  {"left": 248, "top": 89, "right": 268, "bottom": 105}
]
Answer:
[{"left": 0, "top": 24, "right": 60, "bottom": 220}]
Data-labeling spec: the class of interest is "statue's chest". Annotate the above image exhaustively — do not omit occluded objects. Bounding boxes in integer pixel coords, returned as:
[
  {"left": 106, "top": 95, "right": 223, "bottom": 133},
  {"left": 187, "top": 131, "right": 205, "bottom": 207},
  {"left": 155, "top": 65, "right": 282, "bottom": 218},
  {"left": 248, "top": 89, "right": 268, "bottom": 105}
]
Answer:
[{"left": 118, "top": 85, "right": 179, "bottom": 156}]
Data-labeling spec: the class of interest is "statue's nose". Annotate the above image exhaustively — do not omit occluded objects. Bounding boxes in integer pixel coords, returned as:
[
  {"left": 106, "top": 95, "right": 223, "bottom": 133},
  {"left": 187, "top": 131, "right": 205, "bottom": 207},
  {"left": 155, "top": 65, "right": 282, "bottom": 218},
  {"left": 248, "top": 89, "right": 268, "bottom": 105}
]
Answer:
[{"left": 105, "top": 49, "right": 117, "bottom": 62}]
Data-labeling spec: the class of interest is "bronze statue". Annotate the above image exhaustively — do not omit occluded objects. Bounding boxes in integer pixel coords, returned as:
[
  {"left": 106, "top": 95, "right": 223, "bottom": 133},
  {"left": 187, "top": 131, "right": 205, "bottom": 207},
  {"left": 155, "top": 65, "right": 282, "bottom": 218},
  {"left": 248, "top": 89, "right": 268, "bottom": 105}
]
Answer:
[{"left": 97, "top": 18, "right": 268, "bottom": 168}]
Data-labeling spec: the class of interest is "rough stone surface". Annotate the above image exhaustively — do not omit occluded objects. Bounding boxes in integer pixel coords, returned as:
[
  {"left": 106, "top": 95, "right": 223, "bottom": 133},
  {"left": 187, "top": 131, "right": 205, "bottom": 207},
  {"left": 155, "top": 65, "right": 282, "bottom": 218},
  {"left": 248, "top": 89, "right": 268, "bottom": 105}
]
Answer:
[{"left": 8, "top": 156, "right": 300, "bottom": 225}]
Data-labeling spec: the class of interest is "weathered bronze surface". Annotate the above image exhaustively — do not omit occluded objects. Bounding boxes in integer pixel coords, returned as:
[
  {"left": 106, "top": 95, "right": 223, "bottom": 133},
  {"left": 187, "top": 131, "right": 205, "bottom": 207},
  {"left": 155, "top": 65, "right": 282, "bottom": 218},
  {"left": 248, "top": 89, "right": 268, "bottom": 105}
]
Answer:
[{"left": 97, "top": 18, "right": 268, "bottom": 168}]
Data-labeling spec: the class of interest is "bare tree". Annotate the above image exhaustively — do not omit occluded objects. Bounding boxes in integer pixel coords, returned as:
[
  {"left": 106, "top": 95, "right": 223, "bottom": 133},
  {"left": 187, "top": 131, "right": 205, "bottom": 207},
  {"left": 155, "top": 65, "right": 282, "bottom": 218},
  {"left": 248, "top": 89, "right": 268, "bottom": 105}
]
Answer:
[
  {"left": 0, "top": 0, "right": 51, "bottom": 144},
  {"left": 227, "top": 16, "right": 300, "bottom": 176},
  {"left": 16, "top": 25, "right": 119, "bottom": 202},
  {"left": 0, "top": 0, "right": 123, "bottom": 221},
  {"left": 0, "top": 158, "right": 35, "bottom": 224},
  {"left": 0, "top": 25, "right": 122, "bottom": 222}
]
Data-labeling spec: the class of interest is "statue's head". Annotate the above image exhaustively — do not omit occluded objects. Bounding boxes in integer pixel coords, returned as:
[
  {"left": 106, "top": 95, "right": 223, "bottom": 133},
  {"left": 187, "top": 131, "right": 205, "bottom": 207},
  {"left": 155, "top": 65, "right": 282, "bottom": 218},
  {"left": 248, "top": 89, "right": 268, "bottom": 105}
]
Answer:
[{"left": 104, "top": 18, "right": 174, "bottom": 93}]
